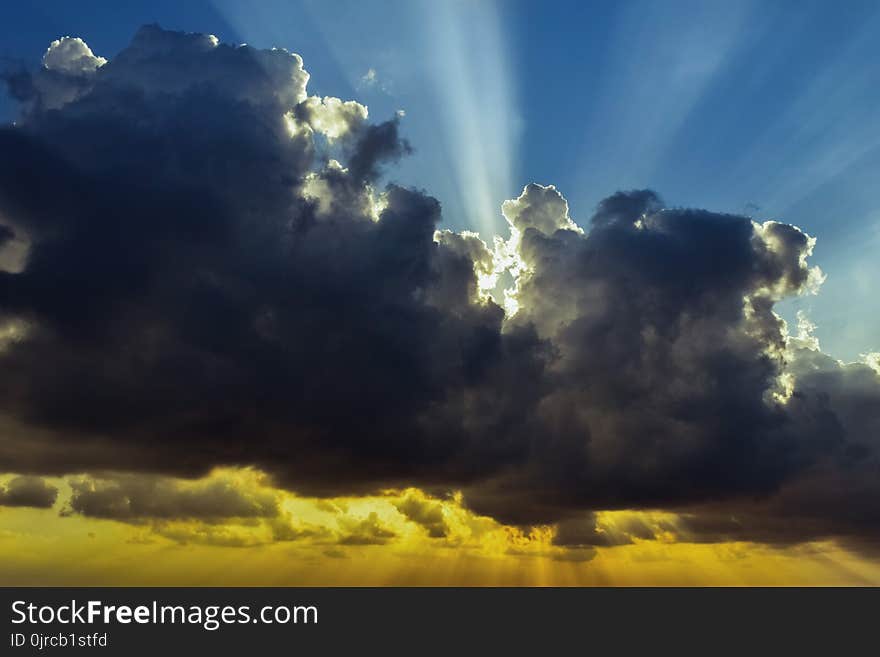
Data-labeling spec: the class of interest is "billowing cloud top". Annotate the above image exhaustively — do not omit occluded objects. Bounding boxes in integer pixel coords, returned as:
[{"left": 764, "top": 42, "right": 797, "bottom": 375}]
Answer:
[
  {"left": 0, "top": 26, "right": 878, "bottom": 553},
  {"left": 42, "top": 37, "right": 107, "bottom": 75}
]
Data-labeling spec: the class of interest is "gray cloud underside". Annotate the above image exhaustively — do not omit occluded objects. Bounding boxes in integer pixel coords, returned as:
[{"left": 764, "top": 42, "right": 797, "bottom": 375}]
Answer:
[
  {"left": 64, "top": 473, "right": 278, "bottom": 520},
  {"left": 1, "top": 26, "right": 879, "bottom": 551},
  {"left": 0, "top": 475, "right": 57, "bottom": 508}
]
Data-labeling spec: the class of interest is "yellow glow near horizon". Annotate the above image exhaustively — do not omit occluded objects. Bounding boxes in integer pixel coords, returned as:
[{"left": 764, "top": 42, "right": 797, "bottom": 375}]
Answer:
[{"left": 1, "top": 469, "right": 878, "bottom": 586}]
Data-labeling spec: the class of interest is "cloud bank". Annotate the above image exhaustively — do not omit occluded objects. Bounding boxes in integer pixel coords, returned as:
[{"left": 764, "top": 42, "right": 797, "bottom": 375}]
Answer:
[{"left": 1, "top": 26, "right": 878, "bottom": 552}]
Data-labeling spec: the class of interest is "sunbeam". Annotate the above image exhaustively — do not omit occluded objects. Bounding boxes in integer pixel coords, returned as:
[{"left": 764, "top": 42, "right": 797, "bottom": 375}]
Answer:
[{"left": 416, "top": 0, "right": 520, "bottom": 238}]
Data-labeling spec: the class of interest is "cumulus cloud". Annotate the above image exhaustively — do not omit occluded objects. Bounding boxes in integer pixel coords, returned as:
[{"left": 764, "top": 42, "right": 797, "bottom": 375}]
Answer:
[
  {"left": 42, "top": 37, "right": 107, "bottom": 75},
  {"left": 0, "top": 475, "right": 57, "bottom": 508},
  {"left": 553, "top": 512, "right": 677, "bottom": 548},
  {"left": 60, "top": 470, "right": 334, "bottom": 548},
  {"left": 2, "top": 36, "right": 106, "bottom": 114},
  {"left": 501, "top": 183, "right": 581, "bottom": 235},
  {"left": 64, "top": 472, "right": 279, "bottom": 521},
  {"left": 337, "top": 512, "right": 396, "bottom": 545},
  {"left": 0, "top": 26, "right": 878, "bottom": 552},
  {"left": 394, "top": 491, "right": 450, "bottom": 538},
  {"left": 294, "top": 95, "right": 369, "bottom": 141}
]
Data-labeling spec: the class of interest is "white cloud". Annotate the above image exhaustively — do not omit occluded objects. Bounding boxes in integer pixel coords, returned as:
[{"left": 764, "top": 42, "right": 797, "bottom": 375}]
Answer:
[{"left": 42, "top": 37, "right": 106, "bottom": 75}]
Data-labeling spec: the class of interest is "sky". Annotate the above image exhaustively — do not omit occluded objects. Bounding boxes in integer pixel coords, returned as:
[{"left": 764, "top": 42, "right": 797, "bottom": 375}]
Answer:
[
  {"left": 1, "top": 1, "right": 879, "bottom": 585},
  {"left": 3, "top": 0, "right": 879, "bottom": 360}
]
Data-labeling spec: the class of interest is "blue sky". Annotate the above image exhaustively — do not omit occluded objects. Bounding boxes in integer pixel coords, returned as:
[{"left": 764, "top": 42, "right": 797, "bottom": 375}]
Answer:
[{"left": 2, "top": 0, "right": 879, "bottom": 360}]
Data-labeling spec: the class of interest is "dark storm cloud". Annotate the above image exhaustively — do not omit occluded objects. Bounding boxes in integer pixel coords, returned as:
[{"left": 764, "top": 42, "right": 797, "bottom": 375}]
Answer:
[
  {"left": 65, "top": 474, "right": 279, "bottom": 521},
  {"left": 1, "top": 26, "right": 879, "bottom": 550},
  {"left": 460, "top": 184, "right": 831, "bottom": 525},
  {"left": 552, "top": 513, "right": 659, "bottom": 548},
  {"left": 394, "top": 493, "right": 450, "bottom": 538},
  {"left": 671, "top": 344, "right": 880, "bottom": 552},
  {"left": 0, "top": 225, "right": 13, "bottom": 247},
  {"left": 0, "top": 25, "right": 528, "bottom": 493},
  {"left": 0, "top": 475, "right": 58, "bottom": 508},
  {"left": 347, "top": 117, "right": 412, "bottom": 182}
]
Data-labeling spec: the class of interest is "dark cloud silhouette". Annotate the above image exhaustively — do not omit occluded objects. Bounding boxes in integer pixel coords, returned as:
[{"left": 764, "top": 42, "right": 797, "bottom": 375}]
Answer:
[
  {"left": 670, "top": 343, "right": 880, "bottom": 553},
  {"left": 0, "top": 224, "right": 13, "bottom": 247},
  {"left": 394, "top": 493, "right": 450, "bottom": 538},
  {"left": 65, "top": 473, "right": 279, "bottom": 520},
  {"left": 1, "top": 26, "right": 878, "bottom": 551},
  {"left": 460, "top": 184, "right": 832, "bottom": 524},
  {"left": 0, "top": 25, "right": 529, "bottom": 495},
  {"left": 0, "top": 475, "right": 58, "bottom": 508}
]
